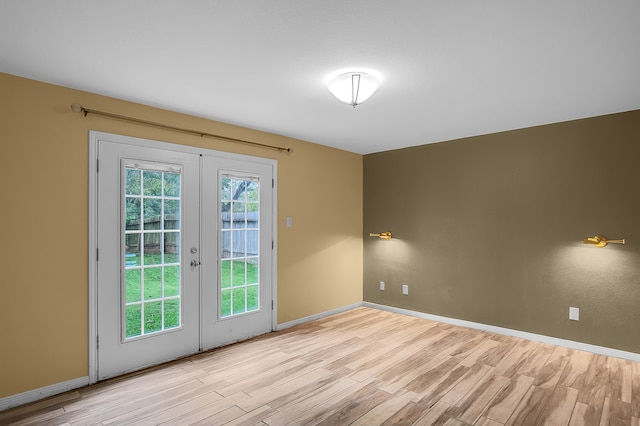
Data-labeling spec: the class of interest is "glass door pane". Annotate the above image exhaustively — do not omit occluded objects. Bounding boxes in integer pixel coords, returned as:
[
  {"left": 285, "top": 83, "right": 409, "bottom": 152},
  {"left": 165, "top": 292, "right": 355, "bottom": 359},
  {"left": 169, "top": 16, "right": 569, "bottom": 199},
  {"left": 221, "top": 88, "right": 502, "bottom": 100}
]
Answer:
[
  {"left": 220, "top": 175, "right": 260, "bottom": 318},
  {"left": 123, "top": 165, "right": 182, "bottom": 339}
]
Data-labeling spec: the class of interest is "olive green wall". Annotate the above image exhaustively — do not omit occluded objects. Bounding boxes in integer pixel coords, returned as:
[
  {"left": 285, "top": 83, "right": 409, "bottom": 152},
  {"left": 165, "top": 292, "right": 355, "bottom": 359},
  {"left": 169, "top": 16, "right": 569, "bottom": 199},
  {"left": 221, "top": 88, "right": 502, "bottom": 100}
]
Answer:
[
  {"left": 364, "top": 110, "right": 640, "bottom": 354},
  {"left": 0, "top": 72, "right": 363, "bottom": 399}
]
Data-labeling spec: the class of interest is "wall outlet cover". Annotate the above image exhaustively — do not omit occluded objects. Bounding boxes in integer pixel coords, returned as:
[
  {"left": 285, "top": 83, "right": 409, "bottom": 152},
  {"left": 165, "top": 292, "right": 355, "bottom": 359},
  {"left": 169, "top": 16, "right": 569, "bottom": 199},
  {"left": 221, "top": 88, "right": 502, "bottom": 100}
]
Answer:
[
  {"left": 379, "top": 281, "right": 385, "bottom": 291},
  {"left": 402, "top": 284, "right": 409, "bottom": 295}
]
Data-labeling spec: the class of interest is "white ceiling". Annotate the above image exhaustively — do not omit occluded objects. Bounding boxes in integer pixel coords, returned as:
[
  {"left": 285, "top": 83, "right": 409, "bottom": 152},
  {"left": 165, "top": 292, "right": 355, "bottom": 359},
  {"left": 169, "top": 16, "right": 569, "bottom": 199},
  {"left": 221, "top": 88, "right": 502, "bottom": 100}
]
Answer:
[{"left": 1, "top": 1, "right": 639, "bottom": 154}]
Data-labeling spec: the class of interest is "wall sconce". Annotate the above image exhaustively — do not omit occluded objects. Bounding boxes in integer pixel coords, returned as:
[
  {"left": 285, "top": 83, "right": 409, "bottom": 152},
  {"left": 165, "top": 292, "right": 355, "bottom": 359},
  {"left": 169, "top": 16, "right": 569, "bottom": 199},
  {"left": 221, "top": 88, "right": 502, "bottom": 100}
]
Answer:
[
  {"left": 369, "top": 231, "right": 392, "bottom": 240},
  {"left": 582, "top": 235, "right": 625, "bottom": 248}
]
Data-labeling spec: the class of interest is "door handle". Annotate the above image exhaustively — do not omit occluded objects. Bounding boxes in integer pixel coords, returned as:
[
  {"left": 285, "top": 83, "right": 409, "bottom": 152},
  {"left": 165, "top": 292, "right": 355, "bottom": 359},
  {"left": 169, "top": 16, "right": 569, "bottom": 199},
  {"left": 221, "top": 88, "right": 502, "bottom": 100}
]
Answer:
[{"left": 190, "top": 260, "right": 201, "bottom": 267}]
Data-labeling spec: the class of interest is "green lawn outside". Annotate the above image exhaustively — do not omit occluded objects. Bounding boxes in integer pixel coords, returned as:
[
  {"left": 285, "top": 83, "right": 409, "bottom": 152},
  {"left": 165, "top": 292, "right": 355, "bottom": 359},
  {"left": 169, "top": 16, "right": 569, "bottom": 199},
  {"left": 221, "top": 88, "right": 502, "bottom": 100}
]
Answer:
[
  {"left": 124, "top": 255, "right": 259, "bottom": 337},
  {"left": 220, "top": 259, "right": 259, "bottom": 317}
]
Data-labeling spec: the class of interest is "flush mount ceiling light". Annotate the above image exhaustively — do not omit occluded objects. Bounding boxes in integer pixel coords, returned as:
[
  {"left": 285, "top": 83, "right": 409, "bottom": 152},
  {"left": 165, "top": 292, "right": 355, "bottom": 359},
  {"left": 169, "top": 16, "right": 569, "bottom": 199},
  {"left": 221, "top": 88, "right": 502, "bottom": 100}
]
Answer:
[{"left": 327, "top": 72, "right": 380, "bottom": 107}]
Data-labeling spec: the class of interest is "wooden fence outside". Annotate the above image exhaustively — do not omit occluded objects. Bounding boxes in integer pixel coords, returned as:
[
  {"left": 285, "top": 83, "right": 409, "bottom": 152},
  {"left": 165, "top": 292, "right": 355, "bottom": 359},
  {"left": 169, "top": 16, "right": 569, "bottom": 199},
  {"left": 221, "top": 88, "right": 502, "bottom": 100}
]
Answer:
[{"left": 125, "top": 212, "right": 259, "bottom": 257}]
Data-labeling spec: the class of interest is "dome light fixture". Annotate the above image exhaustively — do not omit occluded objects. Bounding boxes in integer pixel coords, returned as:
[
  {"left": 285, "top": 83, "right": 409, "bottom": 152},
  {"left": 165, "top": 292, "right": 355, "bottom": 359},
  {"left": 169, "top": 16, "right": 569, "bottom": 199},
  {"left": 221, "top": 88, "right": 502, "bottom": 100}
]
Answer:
[{"left": 327, "top": 71, "right": 380, "bottom": 107}]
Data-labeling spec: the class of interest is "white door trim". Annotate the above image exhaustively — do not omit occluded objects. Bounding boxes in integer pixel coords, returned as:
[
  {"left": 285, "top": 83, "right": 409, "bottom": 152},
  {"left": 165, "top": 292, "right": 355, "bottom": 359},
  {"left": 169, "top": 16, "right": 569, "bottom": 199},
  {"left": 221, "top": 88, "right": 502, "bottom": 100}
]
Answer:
[{"left": 88, "top": 131, "right": 278, "bottom": 384}]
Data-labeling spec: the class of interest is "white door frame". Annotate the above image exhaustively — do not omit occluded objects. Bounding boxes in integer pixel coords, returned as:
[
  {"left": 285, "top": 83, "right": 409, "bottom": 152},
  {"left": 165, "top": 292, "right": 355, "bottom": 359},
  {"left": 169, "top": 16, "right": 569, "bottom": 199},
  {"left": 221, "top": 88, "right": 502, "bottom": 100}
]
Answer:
[{"left": 88, "top": 131, "right": 278, "bottom": 384}]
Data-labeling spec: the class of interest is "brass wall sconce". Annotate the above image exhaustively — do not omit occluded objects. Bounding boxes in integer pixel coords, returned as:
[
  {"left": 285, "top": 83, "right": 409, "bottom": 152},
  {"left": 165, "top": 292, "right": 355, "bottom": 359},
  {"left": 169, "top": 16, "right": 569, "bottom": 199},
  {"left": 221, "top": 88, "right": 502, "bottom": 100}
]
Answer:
[
  {"left": 369, "top": 231, "right": 392, "bottom": 240},
  {"left": 582, "top": 235, "right": 625, "bottom": 248}
]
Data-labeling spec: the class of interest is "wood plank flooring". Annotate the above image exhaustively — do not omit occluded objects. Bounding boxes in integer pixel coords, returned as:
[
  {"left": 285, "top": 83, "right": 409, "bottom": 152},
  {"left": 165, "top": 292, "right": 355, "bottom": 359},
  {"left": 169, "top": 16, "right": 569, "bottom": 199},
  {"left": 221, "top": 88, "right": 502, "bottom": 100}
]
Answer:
[{"left": 2, "top": 307, "right": 639, "bottom": 425}]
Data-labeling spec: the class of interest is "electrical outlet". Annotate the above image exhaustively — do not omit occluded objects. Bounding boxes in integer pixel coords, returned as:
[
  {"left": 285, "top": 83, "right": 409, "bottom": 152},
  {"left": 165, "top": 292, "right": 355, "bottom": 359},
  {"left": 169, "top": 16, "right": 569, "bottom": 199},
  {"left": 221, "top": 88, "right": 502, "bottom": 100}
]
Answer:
[
  {"left": 569, "top": 307, "right": 579, "bottom": 321},
  {"left": 379, "top": 281, "right": 385, "bottom": 291},
  {"left": 402, "top": 284, "right": 409, "bottom": 295}
]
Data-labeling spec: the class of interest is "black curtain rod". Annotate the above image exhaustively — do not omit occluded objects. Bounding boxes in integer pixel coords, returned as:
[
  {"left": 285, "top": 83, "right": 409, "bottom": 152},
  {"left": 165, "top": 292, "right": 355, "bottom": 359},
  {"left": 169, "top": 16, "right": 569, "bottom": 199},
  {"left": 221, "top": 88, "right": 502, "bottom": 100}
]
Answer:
[{"left": 70, "top": 103, "right": 291, "bottom": 153}]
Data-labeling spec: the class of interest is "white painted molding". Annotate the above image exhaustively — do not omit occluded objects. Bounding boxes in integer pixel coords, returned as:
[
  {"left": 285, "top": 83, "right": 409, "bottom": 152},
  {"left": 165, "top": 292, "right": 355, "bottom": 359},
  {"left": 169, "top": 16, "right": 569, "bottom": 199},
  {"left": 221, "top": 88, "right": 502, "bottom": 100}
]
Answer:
[
  {"left": 0, "top": 376, "right": 89, "bottom": 412},
  {"left": 271, "top": 163, "right": 278, "bottom": 333},
  {"left": 2, "top": 303, "right": 361, "bottom": 411},
  {"left": 6, "top": 301, "right": 638, "bottom": 411},
  {"left": 364, "top": 302, "right": 640, "bottom": 363},
  {"left": 88, "top": 133, "right": 98, "bottom": 385},
  {"left": 275, "top": 302, "right": 364, "bottom": 331}
]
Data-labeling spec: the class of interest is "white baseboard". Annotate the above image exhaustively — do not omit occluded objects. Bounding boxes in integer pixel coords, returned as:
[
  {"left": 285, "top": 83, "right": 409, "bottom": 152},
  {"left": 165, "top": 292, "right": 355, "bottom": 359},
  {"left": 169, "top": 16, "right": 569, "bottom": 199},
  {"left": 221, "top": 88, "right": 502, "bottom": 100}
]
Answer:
[
  {"left": 364, "top": 302, "right": 640, "bottom": 363},
  {"left": 275, "top": 302, "right": 364, "bottom": 331},
  {"left": 2, "top": 303, "right": 363, "bottom": 412},
  {"left": 0, "top": 376, "right": 89, "bottom": 412},
  {"left": 5, "top": 301, "right": 638, "bottom": 412}
]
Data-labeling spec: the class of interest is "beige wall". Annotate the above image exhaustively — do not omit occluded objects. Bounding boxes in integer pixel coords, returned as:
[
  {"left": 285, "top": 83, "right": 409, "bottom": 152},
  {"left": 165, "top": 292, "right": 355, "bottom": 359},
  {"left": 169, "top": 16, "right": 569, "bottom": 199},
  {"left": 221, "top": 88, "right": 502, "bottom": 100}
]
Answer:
[
  {"left": 364, "top": 110, "right": 640, "bottom": 354},
  {"left": 0, "top": 73, "right": 363, "bottom": 398}
]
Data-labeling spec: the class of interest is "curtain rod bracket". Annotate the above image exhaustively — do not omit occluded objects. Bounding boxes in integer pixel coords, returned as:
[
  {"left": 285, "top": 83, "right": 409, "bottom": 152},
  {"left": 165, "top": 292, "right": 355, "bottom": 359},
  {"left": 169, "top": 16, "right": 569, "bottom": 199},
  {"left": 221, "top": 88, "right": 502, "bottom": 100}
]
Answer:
[{"left": 70, "top": 103, "right": 292, "bottom": 153}]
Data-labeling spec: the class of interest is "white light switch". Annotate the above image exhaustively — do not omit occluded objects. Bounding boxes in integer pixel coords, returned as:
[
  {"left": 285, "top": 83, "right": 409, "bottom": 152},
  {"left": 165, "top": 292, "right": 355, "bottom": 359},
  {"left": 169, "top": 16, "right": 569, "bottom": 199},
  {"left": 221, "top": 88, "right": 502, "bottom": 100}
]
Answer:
[{"left": 569, "top": 307, "right": 579, "bottom": 321}]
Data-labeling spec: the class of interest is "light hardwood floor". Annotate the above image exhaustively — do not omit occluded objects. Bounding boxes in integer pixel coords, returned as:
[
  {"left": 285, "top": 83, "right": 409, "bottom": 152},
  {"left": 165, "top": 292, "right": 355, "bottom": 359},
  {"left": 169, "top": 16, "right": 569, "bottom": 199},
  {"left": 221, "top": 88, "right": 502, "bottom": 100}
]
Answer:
[{"left": 2, "top": 307, "right": 639, "bottom": 425}]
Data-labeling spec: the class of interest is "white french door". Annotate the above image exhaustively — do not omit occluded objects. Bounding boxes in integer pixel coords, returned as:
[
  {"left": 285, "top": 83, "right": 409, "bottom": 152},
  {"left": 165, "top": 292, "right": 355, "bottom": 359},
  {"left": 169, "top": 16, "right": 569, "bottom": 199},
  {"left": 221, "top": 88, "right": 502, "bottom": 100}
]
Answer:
[
  {"left": 91, "top": 132, "right": 275, "bottom": 381},
  {"left": 96, "top": 141, "right": 201, "bottom": 380},
  {"left": 201, "top": 157, "right": 274, "bottom": 349}
]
